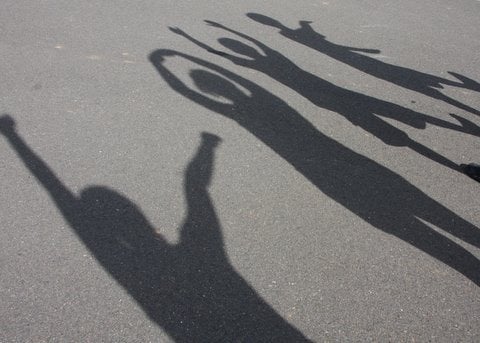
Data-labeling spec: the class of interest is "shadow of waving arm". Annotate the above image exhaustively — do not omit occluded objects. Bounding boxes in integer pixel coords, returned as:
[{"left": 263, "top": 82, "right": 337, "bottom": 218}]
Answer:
[
  {"left": 149, "top": 49, "right": 237, "bottom": 117},
  {"left": 0, "top": 115, "right": 77, "bottom": 216},
  {"left": 149, "top": 52, "right": 480, "bottom": 286},
  {"left": 179, "top": 132, "right": 225, "bottom": 259}
]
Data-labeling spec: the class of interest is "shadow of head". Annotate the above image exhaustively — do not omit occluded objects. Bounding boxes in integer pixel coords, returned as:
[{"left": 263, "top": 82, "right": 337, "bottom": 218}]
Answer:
[
  {"left": 78, "top": 186, "right": 156, "bottom": 251},
  {"left": 190, "top": 69, "right": 246, "bottom": 101},
  {"left": 218, "top": 38, "right": 261, "bottom": 58}
]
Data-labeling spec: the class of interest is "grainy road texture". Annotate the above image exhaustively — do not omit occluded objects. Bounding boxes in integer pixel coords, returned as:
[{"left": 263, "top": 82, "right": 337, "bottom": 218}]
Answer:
[{"left": 1, "top": 1, "right": 479, "bottom": 341}]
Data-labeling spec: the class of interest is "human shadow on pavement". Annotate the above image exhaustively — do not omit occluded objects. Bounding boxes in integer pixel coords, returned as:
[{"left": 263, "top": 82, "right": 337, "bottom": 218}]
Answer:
[
  {"left": 0, "top": 115, "right": 310, "bottom": 342},
  {"left": 246, "top": 13, "right": 480, "bottom": 116},
  {"left": 149, "top": 50, "right": 480, "bottom": 286},
  {"left": 170, "top": 23, "right": 480, "bottom": 172}
]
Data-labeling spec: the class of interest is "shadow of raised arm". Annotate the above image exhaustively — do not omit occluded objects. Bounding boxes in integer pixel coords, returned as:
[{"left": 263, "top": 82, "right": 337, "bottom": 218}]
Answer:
[
  {"left": 149, "top": 49, "right": 236, "bottom": 117},
  {"left": 150, "top": 52, "right": 480, "bottom": 286},
  {"left": 0, "top": 114, "right": 77, "bottom": 216},
  {"left": 1, "top": 116, "right": 311, "bottom": 341},
  {"left": 173, "top": 24, "right": 475, "bottom": 171}
]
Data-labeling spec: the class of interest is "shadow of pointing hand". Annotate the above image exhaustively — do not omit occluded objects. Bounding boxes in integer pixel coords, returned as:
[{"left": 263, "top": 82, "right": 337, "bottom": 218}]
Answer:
[{"left": 0, "top": 115, "right": 310, "bottom": 342}]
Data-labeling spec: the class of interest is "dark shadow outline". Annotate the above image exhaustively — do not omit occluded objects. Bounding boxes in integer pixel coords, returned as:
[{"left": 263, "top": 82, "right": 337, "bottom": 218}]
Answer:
[
  {"left": 171, "top": 23, "right": 480, "bottom": 172},
  {"left": 0, "top": 115, "right": 311, "bottom": 342},
  {"left": 149, "top": 50, "right": 480, "bottom": 286},
  {"left": 246, "top": 13, "right": 480, "bottom": 116}
]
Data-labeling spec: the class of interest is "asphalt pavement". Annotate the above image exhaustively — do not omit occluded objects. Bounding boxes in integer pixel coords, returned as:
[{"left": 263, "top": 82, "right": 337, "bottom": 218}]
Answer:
[{"left": 1, "top": 0, "right": 479, "bottom": 341}]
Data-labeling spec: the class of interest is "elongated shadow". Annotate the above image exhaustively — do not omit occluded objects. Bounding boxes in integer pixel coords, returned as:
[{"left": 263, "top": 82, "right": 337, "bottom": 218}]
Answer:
[
  {"left": 247, "top": 13, "right": 480, "bottom": 116},
  {"left": 0, "top": 115, "right": 310, "bottom": 342},
  {"left": 171, "top": 24, "right": 480, "bottom": 171},
  {"left": 149, "top": 50, "right": 480, "bottom": 286}
]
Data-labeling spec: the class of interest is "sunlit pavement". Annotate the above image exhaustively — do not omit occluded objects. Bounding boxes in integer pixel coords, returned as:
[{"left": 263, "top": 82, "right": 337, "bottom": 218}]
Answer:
[{"left": 1, "top": 1, "right": 479, "bottom": 341}]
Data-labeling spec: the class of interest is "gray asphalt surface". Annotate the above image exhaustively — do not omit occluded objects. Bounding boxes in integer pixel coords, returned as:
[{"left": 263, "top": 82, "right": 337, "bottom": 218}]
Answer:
[{"left": 1, "top": 0, "right": 479, "bottom": 341}]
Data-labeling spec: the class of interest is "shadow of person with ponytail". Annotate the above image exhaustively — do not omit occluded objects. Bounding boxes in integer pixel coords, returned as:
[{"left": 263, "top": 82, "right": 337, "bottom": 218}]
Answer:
[{"left": 0, "top": 115, "right": 310, "bottom": 342}]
